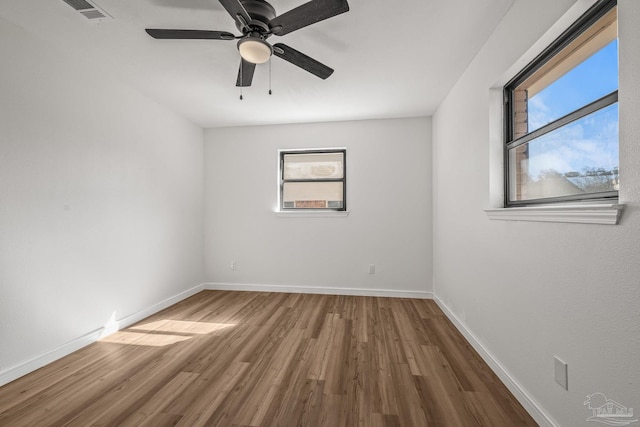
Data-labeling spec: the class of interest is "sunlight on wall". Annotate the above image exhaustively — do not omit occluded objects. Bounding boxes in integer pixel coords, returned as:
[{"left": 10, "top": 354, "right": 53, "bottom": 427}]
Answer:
[{"left": 99, "top": 311, "right": 120, "bottom": 339}]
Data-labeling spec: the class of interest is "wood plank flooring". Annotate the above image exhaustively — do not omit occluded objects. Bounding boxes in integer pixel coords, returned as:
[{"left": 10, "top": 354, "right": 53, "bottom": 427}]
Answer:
[{"left": 0, "top": 291, "right": 537, "bottom": 426}]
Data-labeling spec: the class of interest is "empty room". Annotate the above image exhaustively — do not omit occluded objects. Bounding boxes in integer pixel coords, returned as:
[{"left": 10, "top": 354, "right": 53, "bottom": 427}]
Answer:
[{"left": 0, "top": 0, "right": 638, "bottom": 425}]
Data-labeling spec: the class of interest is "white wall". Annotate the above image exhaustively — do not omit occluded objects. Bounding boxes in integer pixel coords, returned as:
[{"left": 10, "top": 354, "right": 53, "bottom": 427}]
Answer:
[
  {"left": 432, "top": 0, "right": 640, "bottom": 426},
  {"left": 0, "top": 18, "right": 204, "bottom": 383},
  {"left": 204, "top": 118, "right": 432, "bottom": 296}
]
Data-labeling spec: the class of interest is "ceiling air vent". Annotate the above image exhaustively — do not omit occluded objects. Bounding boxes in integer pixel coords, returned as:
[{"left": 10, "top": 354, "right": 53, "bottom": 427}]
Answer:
[{"left": 61, "top": 0, "right": 113, "bottom": 22}]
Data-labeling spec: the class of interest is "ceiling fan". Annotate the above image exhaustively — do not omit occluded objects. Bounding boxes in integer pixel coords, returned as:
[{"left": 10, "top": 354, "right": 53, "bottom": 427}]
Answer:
[{"left": 146, "top": 0, "right": 350, "bottom": 88}]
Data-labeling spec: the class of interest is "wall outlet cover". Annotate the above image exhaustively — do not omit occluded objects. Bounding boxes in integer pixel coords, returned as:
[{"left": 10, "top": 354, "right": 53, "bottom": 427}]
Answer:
[{"left": 554, "top": 356, "right": 568, "bottom": 390}]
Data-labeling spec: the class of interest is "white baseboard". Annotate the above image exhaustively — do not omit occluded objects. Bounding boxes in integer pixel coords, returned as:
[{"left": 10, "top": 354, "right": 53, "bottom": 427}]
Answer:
[
  {"left": 0, "top": 283, "right": 204, "bottom": 388},
  {"left": 433, "top": 295, "right": 558, "bottom": 427},
  {"left": 204, "top": 282, "right": 433, "bottom": 299}
]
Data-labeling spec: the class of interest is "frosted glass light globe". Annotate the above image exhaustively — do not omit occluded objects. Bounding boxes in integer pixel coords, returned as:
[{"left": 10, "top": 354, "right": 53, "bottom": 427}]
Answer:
[{"left": 238, "top": 38, "right": 272, "bottom": 64}]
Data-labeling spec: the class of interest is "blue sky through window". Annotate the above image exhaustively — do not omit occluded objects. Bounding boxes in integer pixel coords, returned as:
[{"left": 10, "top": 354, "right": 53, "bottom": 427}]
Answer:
[{"left": 525, "top": 40, "right": 618, "bottom": 180}]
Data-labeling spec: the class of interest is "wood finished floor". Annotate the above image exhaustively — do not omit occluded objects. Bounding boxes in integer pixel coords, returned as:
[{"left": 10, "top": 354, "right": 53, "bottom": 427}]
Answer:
[{"left": 0, "top": 291, "right": 537, "bottom": 426}]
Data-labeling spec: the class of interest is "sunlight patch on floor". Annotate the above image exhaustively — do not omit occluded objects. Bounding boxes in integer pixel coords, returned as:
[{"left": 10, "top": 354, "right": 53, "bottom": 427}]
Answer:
[
  {"left": 100, "top": 331, "right": 191, "bottom": 347},
  {"left": 130, "top": 319, "right": 236, "bottom": 335}
]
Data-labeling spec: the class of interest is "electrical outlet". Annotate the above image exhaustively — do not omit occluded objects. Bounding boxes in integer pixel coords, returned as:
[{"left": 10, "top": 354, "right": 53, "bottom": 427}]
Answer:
[
  {"left": 554, "top": 356, "right": 568, "bottom": 390},
  {"left": 230, "top": 260, "right": 237, "bottom": 270},
  {"left": 368, "top": 264, "right": 375, "bottom": 274}
]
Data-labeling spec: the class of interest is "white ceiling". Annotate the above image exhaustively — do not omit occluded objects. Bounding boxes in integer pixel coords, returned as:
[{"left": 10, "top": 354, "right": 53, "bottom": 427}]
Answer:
[{"left": 0, "top": 0, "right": 514, "bottom": 128}]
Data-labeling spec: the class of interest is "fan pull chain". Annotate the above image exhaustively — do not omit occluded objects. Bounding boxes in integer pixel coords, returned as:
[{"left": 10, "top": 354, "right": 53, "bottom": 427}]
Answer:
[
  {"left": 269, "top": 57, "right": 272, "bottom": 95},
  {"left": 239, "top": 59, "right": 244, "bottom": 100}
]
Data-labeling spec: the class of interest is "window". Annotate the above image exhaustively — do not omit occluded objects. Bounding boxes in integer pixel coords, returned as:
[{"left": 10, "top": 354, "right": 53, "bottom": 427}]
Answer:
[
  {"left": 279, "top": 149, "right": 346, "bottom": 211},
  {"left": 504, "top": 0, "right": 618, "bottom": 206}
]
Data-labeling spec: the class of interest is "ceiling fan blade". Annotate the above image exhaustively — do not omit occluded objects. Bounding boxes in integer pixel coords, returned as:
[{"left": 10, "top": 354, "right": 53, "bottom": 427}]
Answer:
[
  {"left": 236, "top": 59, "right": 256, "bottom": 87},
  {"left": 269, "top": 0, "right": 349, "bottom": 36},
  {"left": 145, "top": 29, "right": 235, "bottom": 40},
  {"left": 273, "top": 43, "right": 334, "bottom": 79},
  {"left": 218, "top": 0, "right": 252, "bottom": 31}
]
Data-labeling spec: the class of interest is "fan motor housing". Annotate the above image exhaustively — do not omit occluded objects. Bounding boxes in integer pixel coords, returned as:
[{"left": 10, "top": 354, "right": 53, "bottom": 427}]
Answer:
[{"left": 237, "top": 0, "right": 276, "bottom": 33}]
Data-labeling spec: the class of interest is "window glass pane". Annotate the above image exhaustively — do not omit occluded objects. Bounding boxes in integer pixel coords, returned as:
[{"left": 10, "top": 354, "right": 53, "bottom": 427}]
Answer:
[
  {"left": 513, "top": 7, "right": 617, "bottom": 136},
  {"left": 282, "top": 182, "right": 343, "bottom": 209},
  {"left": 509, "top": 103, "right": 618, "bottom": 201},
  {"left": 527, "top": 41, "right": 618, "bottom": 132},
  {"left": 284, "top": 152, "right": 344, "bottom": 180}
]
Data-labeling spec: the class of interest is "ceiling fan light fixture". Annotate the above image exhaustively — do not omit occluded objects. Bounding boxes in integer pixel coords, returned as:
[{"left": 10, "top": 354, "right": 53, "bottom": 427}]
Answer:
[{"left": 238, "top": 37, "right": 272, "bottom": 64}]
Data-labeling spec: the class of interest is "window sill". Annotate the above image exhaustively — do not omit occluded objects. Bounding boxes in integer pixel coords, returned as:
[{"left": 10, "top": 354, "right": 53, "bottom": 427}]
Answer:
[
  {"left": 484, "top": 203, "right": 624, "bottom": 225},
  {"left": 275, "top": 210, "right": 349, "bottom": 218}
]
